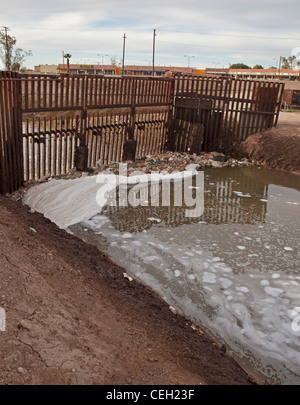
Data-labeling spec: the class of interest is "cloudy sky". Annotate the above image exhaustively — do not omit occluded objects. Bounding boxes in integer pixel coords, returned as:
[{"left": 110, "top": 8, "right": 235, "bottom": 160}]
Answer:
[{"left": 1, "top": 0, "right": 300, "bottom": 70}]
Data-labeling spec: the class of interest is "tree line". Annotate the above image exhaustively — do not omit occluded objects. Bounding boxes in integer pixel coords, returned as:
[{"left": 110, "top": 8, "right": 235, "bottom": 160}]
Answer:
[{"left": 230, "top": 57, "right": 300, "bottom": 70}]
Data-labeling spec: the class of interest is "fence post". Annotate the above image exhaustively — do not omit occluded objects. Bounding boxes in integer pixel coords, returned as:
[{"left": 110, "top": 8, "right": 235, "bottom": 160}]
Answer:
[
  {"left": 74, "top": 74, "right": 88, "bottom": 171},
  {"left": 123, "top": 77, "right": 137, "bottom": 161},
  {"left": 165, "top": 77, "right": 176, "bottom": 151},
  {"left": 0, "top": 71, "right": 24, "bottom": 194}
]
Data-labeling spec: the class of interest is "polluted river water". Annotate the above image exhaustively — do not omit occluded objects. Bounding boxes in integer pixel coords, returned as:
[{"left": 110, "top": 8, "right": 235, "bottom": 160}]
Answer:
[{"left": 24, "top": 166, "right": 300, "bottom": 384}]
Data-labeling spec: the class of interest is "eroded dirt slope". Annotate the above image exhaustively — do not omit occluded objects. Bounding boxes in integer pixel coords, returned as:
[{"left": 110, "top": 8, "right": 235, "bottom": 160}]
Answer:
[
  {"left": 0, "top": 195, "right": 253, "bottom": 385},
  {"left": 242, "top": 112, "right": 300, "bottom": 174}
]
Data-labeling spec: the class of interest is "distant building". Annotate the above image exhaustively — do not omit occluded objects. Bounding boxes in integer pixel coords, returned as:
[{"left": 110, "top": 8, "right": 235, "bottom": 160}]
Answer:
[
  {"left": 54, "top": 64, "right": 204, "bottom": 77},
  {"left": 231, "top": 68, "right": 300, "bottom": 80},
  {"left": 29, "top": 64, "right": 299, "bottom": 81},
  {"left": 34, "top": 64, "right": 59, "bottom": 74},
  {"left": 205, "top": 67, "right": 300, "bottom": 81},
  {"left": 57, "top": 64, "right": 117, "bottom": 75}
]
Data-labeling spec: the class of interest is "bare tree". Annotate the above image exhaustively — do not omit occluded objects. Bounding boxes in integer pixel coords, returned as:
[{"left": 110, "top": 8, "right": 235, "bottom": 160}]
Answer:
[
  {"left": 0, "top": 28, "right": 32, "bottom": 71},
  {"left": 11, "top": 48, "right": 32, "bottom": 72},
  {"left": 110, "top": 56, "right": 120, "bottom": 66}
]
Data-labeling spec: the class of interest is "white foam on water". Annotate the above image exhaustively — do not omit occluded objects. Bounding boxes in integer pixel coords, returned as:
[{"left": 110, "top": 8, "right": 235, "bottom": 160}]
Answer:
[
  {"left": 219, "top": 278, "right": 233, "bottom": 289},
  {"left": 144, "top": 255, "right": 159, "bottom": 262},
  {"left": 23, "top": 176, "right": 109, "bottom": 229},
  {"left": 23, "top": 171, "right": 300, "bottom": 384},
  {"left": 202, "top": 272, "right": 217, "bottom": 284},
  {"left": 84, "top": 217, "right": 300, "bottom": 383},
  {"left": 236, "top": 286, "right": 250, "bottom": 293},
  {"left": 132, "top": 240, "right": 142, "bottom": 246},
  {"left": 264, "top": 286, "right": 284, "bottom": 297},
  {"left": 23, "top": 168, "right": 199, "bottom": 229}
]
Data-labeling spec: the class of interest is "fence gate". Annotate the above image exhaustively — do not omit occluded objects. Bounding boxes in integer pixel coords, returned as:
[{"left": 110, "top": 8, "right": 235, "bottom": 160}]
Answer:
[
  {"left": 171, "top": 75, "right": 284, "bottom": 154},
  {"left": 170, "top": 94, "right": 210, "bottom": 154}
]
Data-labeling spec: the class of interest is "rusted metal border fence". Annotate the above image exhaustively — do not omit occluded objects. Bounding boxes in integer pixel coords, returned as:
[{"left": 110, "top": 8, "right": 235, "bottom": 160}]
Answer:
[
  {"left": 0, "top": 71, "right": 23, "bottom": 194},
  {"left": 20, "top": 74, "right": 173, "bottom": 181},
  {"left": 0, "top": 72, "right": 284, "bottom": 194},
  {"left": 21, "top": 73, "right": 173, "bottom": 112}
]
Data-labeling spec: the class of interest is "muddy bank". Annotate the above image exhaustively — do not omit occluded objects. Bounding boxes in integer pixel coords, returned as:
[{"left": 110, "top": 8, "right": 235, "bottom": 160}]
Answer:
[
  {"left": 241, "top": 112, "right": 300, "bottom": 175},
  {"left": 0, "top": 195, "right": 254, "bottom": 385}
]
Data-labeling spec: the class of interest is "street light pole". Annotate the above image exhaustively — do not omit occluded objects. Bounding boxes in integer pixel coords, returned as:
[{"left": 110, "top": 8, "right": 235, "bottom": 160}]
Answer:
[
  {"left": 152, "top": 29, "right": 157, "bottom": 77},
  {"left": 97, "top": 54, "right": 109, "bottom": 66},
  {"left": 184, "top": 55, "right": 194, "bottom": 68},
  {"left": 278, "top": 56, "right": 282, "bottom": 79},
  {"left": 273, "top": 58, "right": 278, "bottom": 70},
  {"left": 122, "top": 33, "right": 126, "bottom": 76}
]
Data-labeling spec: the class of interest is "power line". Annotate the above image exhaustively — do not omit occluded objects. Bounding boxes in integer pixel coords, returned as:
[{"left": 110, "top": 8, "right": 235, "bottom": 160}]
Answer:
[{"left": 1, "top": 26, "right": 10, "bottom": 34}]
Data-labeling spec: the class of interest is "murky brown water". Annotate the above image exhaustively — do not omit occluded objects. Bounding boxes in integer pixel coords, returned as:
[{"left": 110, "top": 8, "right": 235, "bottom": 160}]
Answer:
[{"left": 70, "top": 167, "right": 300, "bottom": 384}]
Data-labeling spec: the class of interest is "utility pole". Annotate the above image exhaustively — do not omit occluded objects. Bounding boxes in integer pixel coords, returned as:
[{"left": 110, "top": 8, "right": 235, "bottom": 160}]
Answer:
[
  {"left": 152, "top": 29, "right": 157, "bottom": 77},
  {"left": 122, "top": 33, "right": 126, "bottom": 76},
  {"left": 1, "top": 26, "right": 11, "bottom": 70},
  {"left": 278, "top": 56, "right": 282, "bottom": 80}
]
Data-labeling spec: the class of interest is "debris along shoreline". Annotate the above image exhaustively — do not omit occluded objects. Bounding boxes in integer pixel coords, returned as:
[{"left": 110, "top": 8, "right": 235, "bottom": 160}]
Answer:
[
  {"left": 95, "top": 151, "right": 255, "bottom": 175},
  {"left": 7, "top": 151, "right": 257, "bottom": 206},
  {"left": 21, "top": 151, "right": 254, "bottom": 185},
  {"left": 85, "top": 151, "right": 255, "bottom": 176},
  {"left": 13, "top": 147, "right": 297, "bottom": 207}
]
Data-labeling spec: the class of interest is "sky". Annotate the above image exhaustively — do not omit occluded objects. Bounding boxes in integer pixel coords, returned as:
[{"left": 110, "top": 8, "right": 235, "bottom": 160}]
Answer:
[{"left": 1, "top": 0, "right": 300, "bottom": 70}]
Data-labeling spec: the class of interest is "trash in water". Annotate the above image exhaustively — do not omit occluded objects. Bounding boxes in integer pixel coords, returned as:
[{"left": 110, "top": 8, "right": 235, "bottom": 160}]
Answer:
[
  {"left": 169, "top": 305, "right": 178, "bottom": 315},
  {"left": 123, "top": 272, "right": 133, "bottom": 282},
  {"left": 214, "top": 156, "right": 227, "bottom": 162}
]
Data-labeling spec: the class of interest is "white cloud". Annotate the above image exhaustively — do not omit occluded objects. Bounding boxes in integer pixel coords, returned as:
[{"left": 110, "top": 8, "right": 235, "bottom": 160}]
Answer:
[{"left": 1, "top": 0, "right": 300, "bottom": 69}]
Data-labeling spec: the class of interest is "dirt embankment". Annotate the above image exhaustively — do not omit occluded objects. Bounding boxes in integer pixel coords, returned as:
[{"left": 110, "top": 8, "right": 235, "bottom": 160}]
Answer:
[
  {"left": 0, "top": 195, "right": 253, "bottom": 385},
  {"left": 241, "top": 112, "right": 300, "bottom": 175}
]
